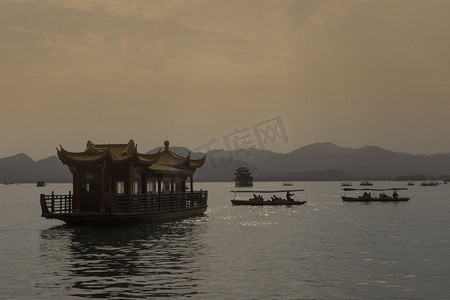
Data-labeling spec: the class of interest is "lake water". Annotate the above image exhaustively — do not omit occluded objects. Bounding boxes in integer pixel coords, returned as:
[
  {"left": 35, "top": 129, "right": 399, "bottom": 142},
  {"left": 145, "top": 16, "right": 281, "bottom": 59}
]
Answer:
[{"left": 1, "top": 182, "right": 449, "bottom": 299}]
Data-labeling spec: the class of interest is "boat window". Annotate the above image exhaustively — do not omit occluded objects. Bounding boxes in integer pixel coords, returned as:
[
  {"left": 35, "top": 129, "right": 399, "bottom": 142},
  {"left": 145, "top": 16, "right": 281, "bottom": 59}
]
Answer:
[
  {"left": 105, "top": 175, "right": 113, "bottom": 193},
  {"left": 147, "top": 180, "right": 156, "bottom": 193},
  {"left": 132, "top": 174, "right": 141, "bottom": 194},
  {"left": 81, "top": 173, "right": 100, "bottom": 192},
  {"left": 133, "top": 181, "right": 140, "bottom": 194},
  {"left": 162, "top": 181, "right": 170, "bottom": 192},
  {"left": 116, "top": 180, "right": 125, "bottom": 194}
]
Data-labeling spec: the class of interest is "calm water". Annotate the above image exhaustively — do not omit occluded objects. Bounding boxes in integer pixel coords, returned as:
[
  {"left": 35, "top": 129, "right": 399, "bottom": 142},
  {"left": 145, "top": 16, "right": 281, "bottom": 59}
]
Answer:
[{"left": 1, "top": 182, "right": 449, "bottom": 299}]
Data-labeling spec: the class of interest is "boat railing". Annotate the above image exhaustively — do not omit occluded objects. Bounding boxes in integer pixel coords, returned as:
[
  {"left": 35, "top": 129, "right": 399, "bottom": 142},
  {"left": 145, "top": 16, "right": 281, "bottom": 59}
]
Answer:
[
  {"left": 40, "top": 191, "right": 73, "bottom": 214},
  {"left": 115, "top": 191, "right": 208, "bottom": 213},
  {"left": 41, "top": 190, "right": 208, "bottom": 215}
]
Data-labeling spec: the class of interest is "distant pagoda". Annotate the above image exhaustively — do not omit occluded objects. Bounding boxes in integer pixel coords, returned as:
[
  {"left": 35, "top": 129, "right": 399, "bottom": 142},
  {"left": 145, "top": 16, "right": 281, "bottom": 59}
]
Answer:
[{"left": 234, "top": 167, "right": 253, "bottom": 187}]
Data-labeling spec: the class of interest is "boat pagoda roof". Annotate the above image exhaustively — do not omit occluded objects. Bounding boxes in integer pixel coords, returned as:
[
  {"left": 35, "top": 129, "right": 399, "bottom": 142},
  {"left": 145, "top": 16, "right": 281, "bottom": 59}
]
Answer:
[{"left": 57, "top": 140, "right": 205, "bottom": 174}]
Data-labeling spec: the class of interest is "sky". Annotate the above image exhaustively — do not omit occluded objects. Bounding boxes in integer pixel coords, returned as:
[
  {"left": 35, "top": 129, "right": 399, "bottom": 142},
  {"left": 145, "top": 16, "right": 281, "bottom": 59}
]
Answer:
[{"left": 1, "top": 0, "right": 450, "bottom": 160}]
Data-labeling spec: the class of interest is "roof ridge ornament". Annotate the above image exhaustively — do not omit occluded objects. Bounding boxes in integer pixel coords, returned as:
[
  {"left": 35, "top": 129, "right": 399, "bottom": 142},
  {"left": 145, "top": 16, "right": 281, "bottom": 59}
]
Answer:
[{"left": 164, "top": 140, "right": 169, "bottom": 150}]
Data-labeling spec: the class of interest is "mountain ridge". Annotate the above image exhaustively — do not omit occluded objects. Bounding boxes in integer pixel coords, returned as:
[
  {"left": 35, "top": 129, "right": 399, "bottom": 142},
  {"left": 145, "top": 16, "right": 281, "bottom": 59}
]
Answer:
[{"left": 1, "top": 143, "right": 450, "bottom": 183}]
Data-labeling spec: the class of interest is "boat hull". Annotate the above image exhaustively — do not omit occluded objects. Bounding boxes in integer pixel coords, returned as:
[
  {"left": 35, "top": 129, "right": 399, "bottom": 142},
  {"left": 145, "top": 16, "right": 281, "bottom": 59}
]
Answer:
[
  {"left": 342, "top": 196, "right": 410, "bottom": 202},
  {"left": 231, "top": 199, "right": 306, "bottom": 206},
  {"left": 42, "top": 206, "right": 207, "bottom": 225}
]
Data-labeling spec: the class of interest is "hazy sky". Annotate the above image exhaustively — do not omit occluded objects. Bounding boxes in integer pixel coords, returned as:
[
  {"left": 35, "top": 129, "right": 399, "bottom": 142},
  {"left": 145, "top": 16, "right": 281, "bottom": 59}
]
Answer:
[{"left": 1, "top": 0, "right": 450, "bottom": 160}]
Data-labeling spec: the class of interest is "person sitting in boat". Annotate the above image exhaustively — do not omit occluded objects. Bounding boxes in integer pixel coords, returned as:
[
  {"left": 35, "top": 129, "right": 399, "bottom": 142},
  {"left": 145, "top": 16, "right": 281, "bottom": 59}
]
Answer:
[
  {"left": 252, "top": 194, "right": 259, "bottom": 201},
  {"left": 258, "top": 195, "right": 264, "bottom": 201},
  {"left": 271, "top": 195, "right": 280, "bottom": 202},
  {"left": 286, "top": 191, "right": 294, "bottom": 201},
  {"left": 393, "top": 191, "right": 399, "bottom": 199},
  {"left": 363, "top": 192, "right": 371, "bottom": 198}
]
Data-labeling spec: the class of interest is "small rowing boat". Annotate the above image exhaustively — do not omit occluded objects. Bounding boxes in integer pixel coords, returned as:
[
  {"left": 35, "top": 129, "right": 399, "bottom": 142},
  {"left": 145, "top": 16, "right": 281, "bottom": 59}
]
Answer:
[
  {"left": 341, "top": 188, "right": 410, "bottom": 202},
  {"left": 230, "top": 189, "right": 306, "bottom": 206}
]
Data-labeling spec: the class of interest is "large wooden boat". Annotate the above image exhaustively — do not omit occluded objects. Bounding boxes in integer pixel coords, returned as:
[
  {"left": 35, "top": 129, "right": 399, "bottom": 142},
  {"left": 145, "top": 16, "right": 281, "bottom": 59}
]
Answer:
[
  {"left": 230, "top": 189, "right": 306, "bottom": 206},
  {"left": 40, "top": 140, "right": 207, "bottom": 225},
  {"left": 341, "top": 188, "right": 410, "bottom": 202}
]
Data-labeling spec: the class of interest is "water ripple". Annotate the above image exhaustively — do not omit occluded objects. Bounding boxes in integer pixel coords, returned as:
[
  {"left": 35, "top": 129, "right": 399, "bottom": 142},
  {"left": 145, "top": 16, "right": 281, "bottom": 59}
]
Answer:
[{"left": 37, "top": 219, "right": 207, "bottom": 298}]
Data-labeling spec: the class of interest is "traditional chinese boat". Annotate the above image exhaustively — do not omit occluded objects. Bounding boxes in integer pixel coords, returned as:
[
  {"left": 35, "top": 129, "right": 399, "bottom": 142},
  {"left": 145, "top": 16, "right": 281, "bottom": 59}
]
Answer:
[
  {"left": 40, "top": 140, "right": 208, "bottom": 225},
  {"left": 230, "top": 189, "right": 306, "bottom": 206},
  {"left": 341, "top": 188, "right": 410, "bottom": 202}
]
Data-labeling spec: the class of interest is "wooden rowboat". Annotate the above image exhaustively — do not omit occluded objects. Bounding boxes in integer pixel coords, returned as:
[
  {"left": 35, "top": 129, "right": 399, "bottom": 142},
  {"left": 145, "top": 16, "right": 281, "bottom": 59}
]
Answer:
[
  {"left": 230, "top": 189, "right": 306, "bottom": 206},
  {"left": 231, "top": 199, "right": 306, "bottom": 206},
  {"left": 342, "top": 187, "right": 410, "bottom": 203},
  {"left": 341, "top": 196, "right": 410, "bottom": 202}
]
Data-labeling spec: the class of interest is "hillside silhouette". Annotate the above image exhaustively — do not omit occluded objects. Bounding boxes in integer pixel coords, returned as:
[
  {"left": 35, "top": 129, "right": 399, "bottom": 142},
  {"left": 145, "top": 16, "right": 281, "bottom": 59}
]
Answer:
[{"left": 2, "top": 143, "right": 450, "bottom": 183}]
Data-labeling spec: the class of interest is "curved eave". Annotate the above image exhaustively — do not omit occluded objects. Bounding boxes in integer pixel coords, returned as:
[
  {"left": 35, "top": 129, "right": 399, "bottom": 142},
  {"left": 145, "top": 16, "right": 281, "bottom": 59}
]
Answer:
[
  {"left": 155, "top": 149, "right": 191, "bottom": 167},
  {"left": 57, "top": 146, "right": 136, "bottom": 167},
  {"left": 57, "top": 147, "right": 108, "bottom": 166},
  {"left": 189, "top": 155, "right": 206, "bottom": 168},
  {"left": 137, "top": 149, "right": 161, "bottom": 165},
  {"left": 151, "top": 151, "right": 206, "bottom": 170}
]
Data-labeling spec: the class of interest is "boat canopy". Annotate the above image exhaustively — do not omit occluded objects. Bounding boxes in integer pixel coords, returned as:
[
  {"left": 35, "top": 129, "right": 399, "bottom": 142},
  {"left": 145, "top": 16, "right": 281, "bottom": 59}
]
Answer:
[
  {"left": 230, "top": 189, "right": 304, "bottom": 193},
  {"left": 342, "top": 188, "right": 408, "bottom": 192}
]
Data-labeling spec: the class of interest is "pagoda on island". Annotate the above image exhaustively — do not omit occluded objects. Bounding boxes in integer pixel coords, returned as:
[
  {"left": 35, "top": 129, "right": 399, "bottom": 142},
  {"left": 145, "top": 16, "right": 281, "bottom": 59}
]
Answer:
[
  {"left": 234, "top": 167, "right": 254, "bottom": 187},
  {"left": 40, "top": 140, "right": 207, "bottom": 225}
]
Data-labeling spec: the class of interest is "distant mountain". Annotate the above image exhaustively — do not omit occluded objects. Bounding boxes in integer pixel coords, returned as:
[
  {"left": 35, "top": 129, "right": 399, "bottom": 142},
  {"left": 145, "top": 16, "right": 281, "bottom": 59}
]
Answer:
[
  {"left": 0, "top": 153, "right": 71, "bottom": 183},
  {"left": 1, "top": 143, "right": 450, "bottom": 183},
  {"left": 288, "top": 142, "right": 355, "bottom": 155}
]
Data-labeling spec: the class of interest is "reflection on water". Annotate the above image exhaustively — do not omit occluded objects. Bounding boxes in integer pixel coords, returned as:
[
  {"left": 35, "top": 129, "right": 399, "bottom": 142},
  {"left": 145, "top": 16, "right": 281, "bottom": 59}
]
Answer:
[{"left": 38, "top": 218, "right": 207, "bottom": 298}]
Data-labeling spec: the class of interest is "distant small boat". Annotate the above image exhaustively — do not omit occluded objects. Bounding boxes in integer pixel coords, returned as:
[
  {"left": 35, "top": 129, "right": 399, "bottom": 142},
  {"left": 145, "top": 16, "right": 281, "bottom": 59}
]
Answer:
[
  {"left": 421, "top": 181, "right": 439, "bottom": 186},
  {"left": 360, "top": 181, "right": 373, "bottom": 186},
  {"left": 341, "top": 182, "right": 352, "bottom": 187},
  {"left": 407, "top": 182, "right": 415, "bottom": 186},
  {"left": 36, "top": 180, "right": 45, "bottom": 187},
  {"left": 282, "top": 183, "right": 293, "bottom": 186}
]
